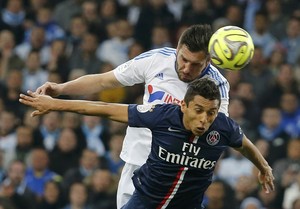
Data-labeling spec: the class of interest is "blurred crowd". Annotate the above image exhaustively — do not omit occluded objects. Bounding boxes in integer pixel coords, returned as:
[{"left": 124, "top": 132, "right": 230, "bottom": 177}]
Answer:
[{"left": 0, "top": 0, "right": 300, "bottom": 209}]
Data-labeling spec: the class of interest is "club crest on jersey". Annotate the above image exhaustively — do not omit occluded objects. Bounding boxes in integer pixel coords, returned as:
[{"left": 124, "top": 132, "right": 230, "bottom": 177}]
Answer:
[
  {"left": 137, "top": 104, "right": 155, "bottom": 113},
  {"left": 206, "top": 131, "right": 220, "bottom": 146}
]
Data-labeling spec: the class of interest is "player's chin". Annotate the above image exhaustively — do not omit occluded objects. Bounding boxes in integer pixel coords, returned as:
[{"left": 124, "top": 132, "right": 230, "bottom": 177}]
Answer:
[
  {"left": 178, "top": 74, "right": 194, "bottom": 83},
  {"left": 193, "top": 128, "right": 206, "bottom": 136}
]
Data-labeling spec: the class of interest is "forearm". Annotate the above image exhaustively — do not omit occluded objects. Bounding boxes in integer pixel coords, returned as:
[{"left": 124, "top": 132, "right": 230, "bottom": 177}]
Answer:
[
  {"left": 60, "top": 72, "right": 122, "bottom": 95},
  {"left": 51, "top": 99, "right": 129, "bottom": 123},
  {"left": 237, "top": 137, "right": 271, "bottom": 174}
]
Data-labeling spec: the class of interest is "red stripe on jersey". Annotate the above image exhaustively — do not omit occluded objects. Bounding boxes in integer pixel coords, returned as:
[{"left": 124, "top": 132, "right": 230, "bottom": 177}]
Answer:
[{"left": 156, "top": 167, "right": 186, "bottom": 209}]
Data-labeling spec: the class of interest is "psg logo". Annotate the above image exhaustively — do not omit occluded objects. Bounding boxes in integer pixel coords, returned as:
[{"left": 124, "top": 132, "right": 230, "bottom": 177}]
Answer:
[{"left": 206, "top": 131, "right": 220, "bottom": 146}]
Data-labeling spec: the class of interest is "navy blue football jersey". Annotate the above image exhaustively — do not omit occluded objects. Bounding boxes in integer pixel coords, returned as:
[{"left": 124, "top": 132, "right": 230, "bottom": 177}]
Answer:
[{"left": 127, "top": 104, "right": 243, "bottom": 209}]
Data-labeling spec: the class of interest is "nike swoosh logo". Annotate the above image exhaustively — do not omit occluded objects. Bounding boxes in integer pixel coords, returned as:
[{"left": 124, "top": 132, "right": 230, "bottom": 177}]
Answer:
[{"left": 168, "top": 127, "right": 181, "bottom": 132}]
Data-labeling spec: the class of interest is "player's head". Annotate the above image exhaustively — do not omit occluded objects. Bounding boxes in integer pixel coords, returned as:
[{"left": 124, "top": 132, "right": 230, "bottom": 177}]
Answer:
[
  {"left": 181, "top": 78, "right": 220, "bottom": 136},
  {"left": 176, "top": 24, "right": 212, "bottom": 82}
]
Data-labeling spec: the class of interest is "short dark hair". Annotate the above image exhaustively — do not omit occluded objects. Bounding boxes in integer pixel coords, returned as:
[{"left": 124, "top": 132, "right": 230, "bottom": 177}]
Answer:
[
  {"left": 178, "top": 24, "right": 212, "bottom": 53},
  {"left": 184, "top": 78, "right": 221, "bottom": 105}
]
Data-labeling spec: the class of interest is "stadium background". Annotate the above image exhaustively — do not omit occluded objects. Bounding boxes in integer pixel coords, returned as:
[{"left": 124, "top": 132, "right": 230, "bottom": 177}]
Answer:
[{"left": 0, "top": 0, "right": 300, "bottom": 208}]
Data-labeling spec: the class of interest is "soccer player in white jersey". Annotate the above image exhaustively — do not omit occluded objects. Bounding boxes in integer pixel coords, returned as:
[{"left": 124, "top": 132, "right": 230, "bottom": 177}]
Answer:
[{"left": 35, "top": 24, "right": 230, "bottom": 208}]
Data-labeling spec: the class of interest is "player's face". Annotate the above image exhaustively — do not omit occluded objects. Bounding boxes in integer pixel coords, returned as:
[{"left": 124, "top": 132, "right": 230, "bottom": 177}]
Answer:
[
  {"left": 176, "top": 45, "right": 210, "bottom": 82},
  {"left": 181, "top": 95, "right": 219, "bottom": 136}
]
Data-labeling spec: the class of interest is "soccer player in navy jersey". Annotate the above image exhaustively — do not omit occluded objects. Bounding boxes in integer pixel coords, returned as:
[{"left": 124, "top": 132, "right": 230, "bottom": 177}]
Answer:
[
  {"left": 34, "top": 24, "right": 229, "bottom": 208},
  {"left": 20, "top": 78, "right": 274, "bottom": 209}
]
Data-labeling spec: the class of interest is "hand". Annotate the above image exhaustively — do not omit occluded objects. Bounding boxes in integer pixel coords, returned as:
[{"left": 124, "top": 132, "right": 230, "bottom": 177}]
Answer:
[
  {"left": 19, "top": 91, "right": 53, "bottom": 116},
  {"left": 35, "top": 81, "right": 61, "bottom": 97},
  {"left": 258, "top": 167, "right": 275, "bottom": 194}
]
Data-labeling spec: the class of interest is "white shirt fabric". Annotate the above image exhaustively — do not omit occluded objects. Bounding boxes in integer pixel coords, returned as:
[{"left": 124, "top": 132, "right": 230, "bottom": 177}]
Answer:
[{"left": 113, "top": 47, "right": 230, "bottom": 166}]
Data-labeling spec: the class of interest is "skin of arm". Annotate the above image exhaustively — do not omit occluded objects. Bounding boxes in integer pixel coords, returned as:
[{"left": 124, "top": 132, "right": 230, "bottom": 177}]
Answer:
[
  {"left": 36, "top": 71, "right": 124, "bottom": 96},
  {"left": 235, "top": 135, "right": 275, "bottom": 193},
  {"left": 19, "top": 91, "right": 129, "bottom": 123}
]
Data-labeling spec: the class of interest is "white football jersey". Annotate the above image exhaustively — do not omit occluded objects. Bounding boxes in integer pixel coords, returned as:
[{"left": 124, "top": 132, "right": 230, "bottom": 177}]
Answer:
[{"left": 113, "top": 47, "right": 230, "bottom": 166}]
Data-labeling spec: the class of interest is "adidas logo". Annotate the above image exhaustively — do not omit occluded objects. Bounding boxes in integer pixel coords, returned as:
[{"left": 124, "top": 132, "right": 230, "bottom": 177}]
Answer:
[{"left": 155, "top": 73, "right": 164, "bottom": 80}]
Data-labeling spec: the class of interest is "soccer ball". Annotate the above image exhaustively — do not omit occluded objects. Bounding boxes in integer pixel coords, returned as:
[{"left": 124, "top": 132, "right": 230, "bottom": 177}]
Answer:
[{"left": 208, "top": 26, "right": 254, "bottom": 71}]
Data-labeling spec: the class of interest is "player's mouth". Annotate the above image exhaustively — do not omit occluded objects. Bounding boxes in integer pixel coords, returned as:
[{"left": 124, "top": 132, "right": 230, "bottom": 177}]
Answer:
[{"left": 195, "top": 127, "right": 206, "bottom": 135}]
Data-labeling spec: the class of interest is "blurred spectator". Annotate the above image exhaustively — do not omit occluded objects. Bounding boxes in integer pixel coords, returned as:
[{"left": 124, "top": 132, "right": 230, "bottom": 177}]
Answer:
[
  {"left": 21, "top": 50, "right": 48, "bottom": 92},
  {"left": 268, "top": 45, "right": 287, "bottom": 77},
  {"left": 0, "top": 0, "right": 25, "bottom": 44},
  {"left": 96, "top": 19, "right": 134, "bottom": 67},
  {"left": 61, "top": 182, "right": 91, "bottom": 209},
  {"left": 283, "top": 171, "right": 300, "bottom": 209},
  {"left": 216, "top": 148, "right": 253, "bottom": 188},
  {"left": 241, "top": 46, "right": 274, "bottom": 107},
  {"left": 181, "top": 0, "right": 214, "bottom": 26},
  {"left": 24, "top": 0, "right": 49, "bottom": 29},
  {"left": 265, "top": 0, "right": 288, "bottom": 41},
  {"left": 35, "top": 180, "right": 65, "bottom": 209},
  {"left": 80, "top": 115, "right": 106, "bottom": 157},
  {"left": 3, "top": 125, "right": 34, "bottom": 169},
  {"left": 280, "top": 92, "right": 300, "bottom": 138},
  {"left": 22, "top": 108, "right": 40, "bottom": 130},
  {"left": 203, "top": 179, "right": 237, "bottom": 209},
  {"left": 0, "top": 160, "right": 36, "bottom": 209},
  {"left": 48, "top": 128, "right": 81, "bottom": 176},
  {"left": 223, "top": 70, "right": 242, "bottom": 99},
  {"left": 65, "top": 15, "right": 88, "bottom": 57},
  {"left": 81, "top": 0, "right": 105, "bottom": 41},
  {"left": 0, "top": 30, "right": 24, "bottom": 80},
  {"left": 257, "top": 106, "right": 290, "bottom": 166},
  {"left": 61, "top": 112, "right": 86, "bottom": 152},
  {"left": 242, "top": 0, "right": 261, "bottom": 32},
  {"left": 134, "top": 0, "right": 176, "bottom": 49},
  {"left": 69, "top": 33, "right": 103, "bottom": 75},
  {"left": 103, "top": 131, "right": 125, "bottom": 175},
  {"left": 235, "top": 82, "right": 260, "bottom": 127},
  {"left": 98, "top": 0, "right": 122, "bottom": 32},
  {"left": 263, "top": 63, "right": 299, "bottom": 108},
  {"left": 228, "top": 97, "right": 257, "bottom": 139},
  {"left": 281, "top": 16, "right": 300, "bottom": 65},
  {"left": 24, "top": 6, "right": 65, "bottom": 45},
  {"left": 62, "top": 149, "right": 100, "bottom": 197},
  {"left": 234, "top": 174, "right": 258, "bottom": 207},
  {"left": 150, "top": 25, "right": 172, "bottom": 49},
  {"left": 224, "top": 4, "right": 243, "bottom": 27},
  {"left": 86, "top": 168, "right": 117, "bottom": 209},
  {"left": 210, "top": 0, "right": 229, "bottom": 20},
  {"left": 32, "top": 111, "right": 61, "bottom": 151},
  {"left": 240, "top": 197, "right": 263, "bottom": 209},
  {"left": 53, "top": 0, "right": 83, "bottom": 31},
  {"left": 126, "top": 0, "right": 144, "bottom": 26},
  {"left": 25, "top": 148, "right": 61, "bottom": 198},
  {"left": 46, "top": 39, "right": 70, "bottom": 82},
  {"left": 273, "top": 139, "right": 300, "bottom": 191},
  {"left": 249, "top": 10, "right": 277, "bottom": 59},
  {"left": 15, "top": 26, "right": 50, "bottom": 66},
  {"left": 0, "top": 69, "right": 26, "bottom": 117},
  {"left": 0, "top": 110, "right": 18, "bottom": 151}
]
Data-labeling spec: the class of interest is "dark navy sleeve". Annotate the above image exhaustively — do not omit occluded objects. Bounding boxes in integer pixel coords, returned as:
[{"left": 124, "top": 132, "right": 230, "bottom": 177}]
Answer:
[
  {"left": 128, "top": 104, "right": 163, "bottom": 129},
  {"left": 227, "top": 117, "right": 244, "bottom": 148}
]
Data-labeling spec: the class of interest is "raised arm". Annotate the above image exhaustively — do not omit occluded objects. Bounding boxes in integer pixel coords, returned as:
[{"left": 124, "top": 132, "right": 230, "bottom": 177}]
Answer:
[
  {"left": 235, "top": 135, "right": 275, "bottom": 193},
  {"left": 35, "top": 71, "right": 123, "bottom": 97},
  {"left": 19, "top": 91, "right": 129, "bottom": 123}
]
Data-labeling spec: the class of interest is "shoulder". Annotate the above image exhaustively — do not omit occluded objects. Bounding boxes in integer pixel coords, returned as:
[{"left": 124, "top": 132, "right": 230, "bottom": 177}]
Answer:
[
  {"left": 134, "top": 47, "right": 176, "bottom": 61},
  {"left": 201, "top": 64, "right": 228, "bottom": 85},
  {"left": 214, "top": 113, "right": 238, "bottom": 130}
]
